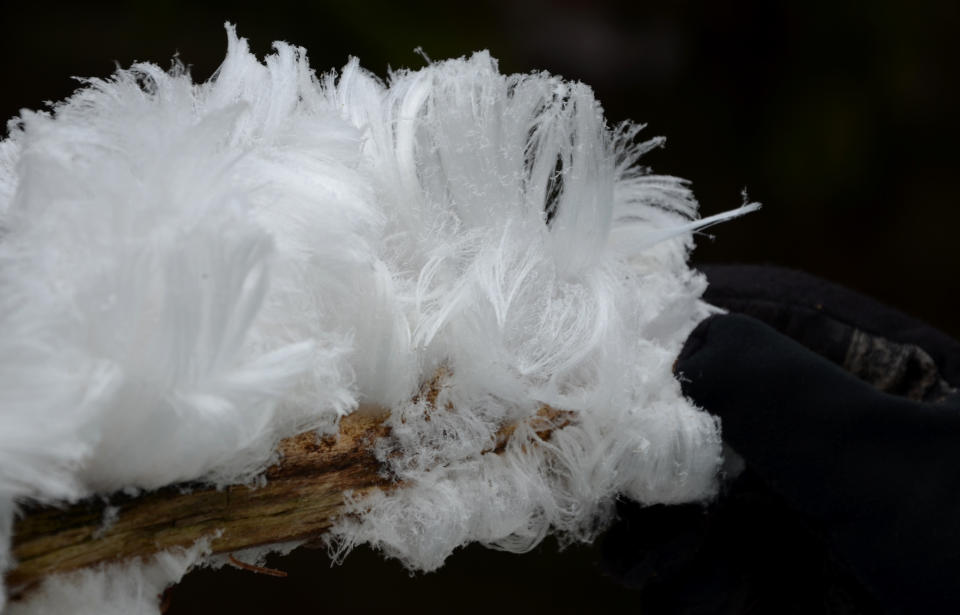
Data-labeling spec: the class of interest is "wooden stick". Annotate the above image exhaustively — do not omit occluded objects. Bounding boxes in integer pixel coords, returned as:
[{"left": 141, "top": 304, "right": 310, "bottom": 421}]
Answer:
[
  {"left": 6, "top": 410, "right": 390, "bottom": 594},
  {"left": 5, "top": 382, "right": 571, "bottom": 596},
  {"left": 227, "top": 554, "right": 288, "bottom": 578}
]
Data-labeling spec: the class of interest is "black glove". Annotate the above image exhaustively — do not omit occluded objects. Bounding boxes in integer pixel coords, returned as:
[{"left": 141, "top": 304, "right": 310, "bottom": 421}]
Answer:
[{"left": 601, "top": 265, "right": 960, "bottom": 615}]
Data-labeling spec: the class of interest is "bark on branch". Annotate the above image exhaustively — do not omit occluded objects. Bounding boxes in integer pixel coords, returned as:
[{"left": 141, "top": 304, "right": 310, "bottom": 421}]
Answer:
[
  {"left": 6, "top": 411, "right": 390, "bottom": 595},
  {"left": 5, "top": 388, "right": 569, "bottom": 597}
]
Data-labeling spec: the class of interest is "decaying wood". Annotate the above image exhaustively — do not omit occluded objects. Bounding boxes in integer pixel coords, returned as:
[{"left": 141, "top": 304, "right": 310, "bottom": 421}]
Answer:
[
  {"left": 6, "top": 410, "right": 390, "bottom": 595},
  {"left": 5, "top": 374, "right": 571, "bottom": 596}
]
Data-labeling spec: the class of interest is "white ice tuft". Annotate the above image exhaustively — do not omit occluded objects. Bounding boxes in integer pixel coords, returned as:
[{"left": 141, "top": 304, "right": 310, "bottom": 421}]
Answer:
[
  {"left": 0, "top": 23, "right": 755, "bottom": 610},
  {"left": 7, "top": 538, "right": 213, "bottom": 615}
]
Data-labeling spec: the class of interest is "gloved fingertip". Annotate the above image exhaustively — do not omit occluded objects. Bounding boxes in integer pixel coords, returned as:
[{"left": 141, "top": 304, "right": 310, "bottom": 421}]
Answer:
[{"left": 677, "top": 314, "right": 721, "bottom": 368}]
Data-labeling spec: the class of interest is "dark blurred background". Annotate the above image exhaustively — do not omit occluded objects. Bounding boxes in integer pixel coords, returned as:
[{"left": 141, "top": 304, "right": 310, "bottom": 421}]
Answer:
[{"left": 2, "top": 1, "right": 956, "bottom": 611}]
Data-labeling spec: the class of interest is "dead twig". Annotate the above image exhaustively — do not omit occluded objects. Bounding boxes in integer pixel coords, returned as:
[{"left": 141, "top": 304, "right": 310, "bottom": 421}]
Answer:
[{"left": 6, "top": 372, "right": 570, "bottom": 597}]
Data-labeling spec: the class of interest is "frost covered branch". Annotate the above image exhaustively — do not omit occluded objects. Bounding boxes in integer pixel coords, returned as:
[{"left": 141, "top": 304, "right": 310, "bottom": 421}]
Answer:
[
  {"left": 0, "top": 22, "right": 756, "bottom": 612},
  {"left": 6, "top": 396, "right": 570, "bottom": 596},
  {"left": 6, "top": 411, "right": 386, "bottom": 594}
]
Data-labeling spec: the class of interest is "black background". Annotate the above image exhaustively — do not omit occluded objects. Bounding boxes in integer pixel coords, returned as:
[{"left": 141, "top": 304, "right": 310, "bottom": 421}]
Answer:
[{"left": 2, "top": 1, "right": 956, "bottom": 612}]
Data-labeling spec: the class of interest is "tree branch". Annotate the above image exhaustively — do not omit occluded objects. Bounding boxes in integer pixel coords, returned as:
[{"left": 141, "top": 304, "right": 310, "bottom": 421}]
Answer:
[
  {"left": 5, "top": 381, "right": 570, "bottom": 597},
  {"left": 7, "top": 410, "right": 390, "bottom": 594}
]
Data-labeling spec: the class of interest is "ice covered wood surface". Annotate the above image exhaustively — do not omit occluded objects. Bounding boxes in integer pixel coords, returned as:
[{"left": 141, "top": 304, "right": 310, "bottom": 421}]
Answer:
[
  {"left": 6, "top": 411, "right": 387, "bottom": 593},
  {"left": 6, "top": 376, "right": 570, "bottom": 595},
  {"left": 0, "top": 24, "right": 756, "bottom": 609}
]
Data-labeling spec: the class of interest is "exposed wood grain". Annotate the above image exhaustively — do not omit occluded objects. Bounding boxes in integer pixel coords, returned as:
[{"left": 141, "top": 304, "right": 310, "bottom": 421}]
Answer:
[
  {"left": 5, "top": 372, "right": 572, "bottom": 597},
  {"left": 7, "top": 410, "right": 391, "bottom": 594}
]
